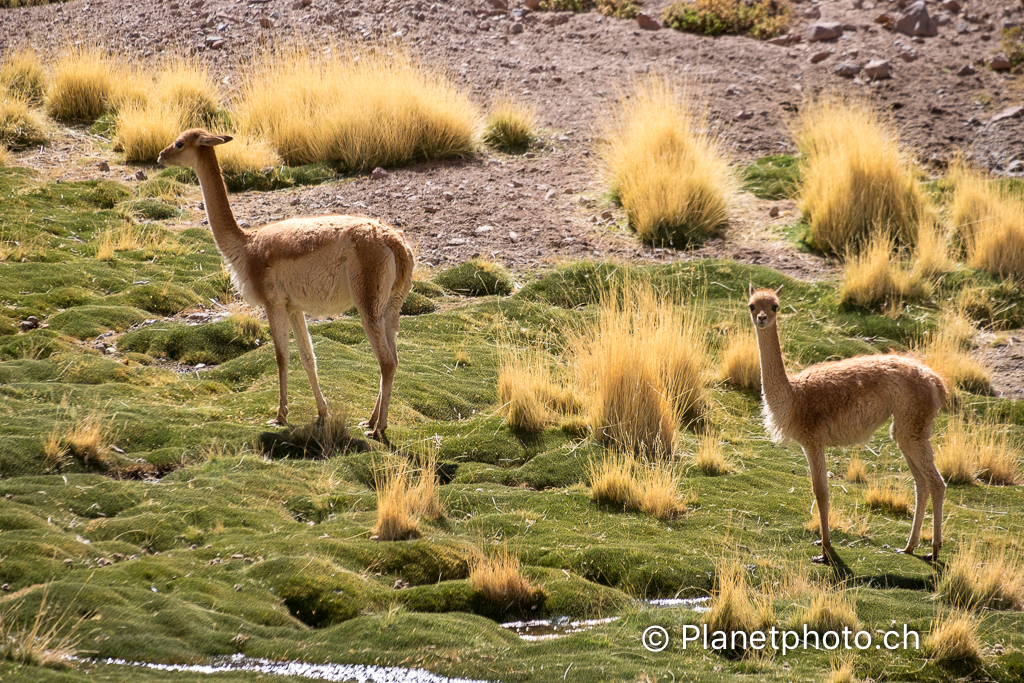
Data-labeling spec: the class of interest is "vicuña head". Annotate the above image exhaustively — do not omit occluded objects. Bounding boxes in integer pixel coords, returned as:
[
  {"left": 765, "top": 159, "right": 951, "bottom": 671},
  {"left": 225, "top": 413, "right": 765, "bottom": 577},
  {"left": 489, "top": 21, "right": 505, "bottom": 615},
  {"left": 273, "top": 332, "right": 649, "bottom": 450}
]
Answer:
[
  {"left": 158, "top": 128, "right": 414, "bottom": 442},
  {"left": 747, "top": 283, "right": 947, "bottom": 564}
]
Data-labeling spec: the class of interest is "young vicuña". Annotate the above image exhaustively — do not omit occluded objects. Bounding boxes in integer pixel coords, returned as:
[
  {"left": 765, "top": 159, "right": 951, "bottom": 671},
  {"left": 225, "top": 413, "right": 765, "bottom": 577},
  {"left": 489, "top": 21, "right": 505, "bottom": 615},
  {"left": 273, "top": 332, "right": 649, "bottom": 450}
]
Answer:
[
  {"left": 158, "top": 129, "right": 413, "bottom": 440},
  {"left": 747, "top": 284, "right": 947, "bottom": 563}
]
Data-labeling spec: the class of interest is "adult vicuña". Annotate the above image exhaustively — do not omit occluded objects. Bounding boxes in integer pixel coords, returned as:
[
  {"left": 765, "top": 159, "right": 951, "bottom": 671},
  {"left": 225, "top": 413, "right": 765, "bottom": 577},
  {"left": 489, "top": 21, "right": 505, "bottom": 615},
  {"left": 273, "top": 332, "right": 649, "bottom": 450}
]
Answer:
[
  {"left": 158, "top": 129, "right": 413, "bottom": 440},
  {"left": 747, "top": 284, "right": 947, "bottom": 563}
]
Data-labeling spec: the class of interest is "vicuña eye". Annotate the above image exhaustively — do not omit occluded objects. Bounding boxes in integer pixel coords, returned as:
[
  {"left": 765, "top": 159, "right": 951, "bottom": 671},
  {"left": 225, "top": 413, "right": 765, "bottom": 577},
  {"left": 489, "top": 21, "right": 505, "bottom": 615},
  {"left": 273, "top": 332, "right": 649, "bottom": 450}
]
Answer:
[
  {"left": 771, "top": 305, "right": 778, "bottom": 312},
  {"left": 748, "top": 304, "right": 755, "bottom": 311},
  {"left": 174, "top": 142, "right": 184, "bottom": 149}
]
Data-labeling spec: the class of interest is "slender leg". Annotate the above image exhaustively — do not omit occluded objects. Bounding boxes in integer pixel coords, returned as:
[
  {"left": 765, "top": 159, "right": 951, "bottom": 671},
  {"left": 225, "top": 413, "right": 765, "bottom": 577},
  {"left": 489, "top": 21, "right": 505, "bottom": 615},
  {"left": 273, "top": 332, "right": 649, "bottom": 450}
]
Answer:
[
  {"left": 922, "top": 440, "right": 945, "bottom": 561},
  {"left": 897, "top": 451, "right": 928, "bottom": 557},
  {"left": 265, "top": 305, "right": 292, "bottom": 426},
  {"left": 289, "top": 309, "right": 329, "bottom": 421},
  {"left": 803, "top": 444, "right": 833, "bottom": 564},
  {"left": 359, "top": 313, "right": 397, "bottom": 441}
]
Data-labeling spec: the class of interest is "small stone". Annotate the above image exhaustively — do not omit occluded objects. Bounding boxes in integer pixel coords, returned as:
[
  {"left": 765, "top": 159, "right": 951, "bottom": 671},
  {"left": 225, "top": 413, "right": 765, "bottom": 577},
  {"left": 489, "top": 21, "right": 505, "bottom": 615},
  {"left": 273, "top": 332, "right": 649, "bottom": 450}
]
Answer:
[
  {"left": 835, "top": 60, "right": 862, "bottom": 77},
  {"left": 636, "top": 12, "right": 662, "bottom": 29},
  {"left": 864, "top": 59, "right": 893, "bottom": 79},
  {"left": 725, "top": 84, "right": 745, "bottom": 96},
  {"left": 767, "top": 33, "right": 799, "bottom": 46},
  {"left": 810, "top": 50, "right": 832, "bottom": 63},
  {"left": 956, "top": 63, "right": 977, "bottom": 76},
  {"left": 804, "top": 6, "right": 821, "bottom": 19},
  {"left": 371, "top": 167, "right": 388, "bottom": 179},
  {"left": 234, "top": 584, "right": 243, "bottom": 591},
  {"left": 475, "top": 225, "right": 493, "bottom": 233},
  {"left": 600, "top": 211, "right": 614, "bottom": 220},
  {"left": 394, "top": 579, "right": 410, "bottom": 589},
  {"left": 935, "top": 13, "right": 951, "bottom": 25},
  {"left": 769, "top": 206, "right": 780, "bottom": 218},
  {"left": 135, "top": 169, "right": 148, "bottom": 181},
  {"left": 1, "top": 584, "right": 8, "bottom": 591},
  {"left": 508, "top": 230, "right": 519, "bottom": 240},
  {"left": 487, "top": 159, "right": 501, "bottom": 166},
  {"left": 20, "top": 316, "right": 39, "bottom": 332},
  {"left": 989, "top": 104, "right": 1024, "bottom": 123},
  {"left": 1006, "top": 160, "right": 1024, "bottom": 173},
  {"left": 895, "top": 1, "right": 938, "bottom": 36},
  {"left": 989, "top": 54, "right": 1012, "bottom": 70},
  {"left": 806, "top": 22, "right": 844, "bottom": 40},
  {"left": 259, "top": 16, "right": 274, "bottom": 28},
  {"left": 544, "top": 189, "right": 558, "bottom": 200},
  {"left": 940, "top": 0, "right": 961, "bottom": 11},
  {"left": 509, "top": 22, "right": 523, "bottom": 34},
  {"left": 736, "top": 110, "right": 754, "bottom": 120},
  {"left": 874, "top": 12, "right": 897, "bottom": 28},
  {"left": 898, "top": 49, "right": 918, "bottom": 61},
  {"left": 98, "top": 160, "right": 110, "bottom": 172},
  {"left": 442, "top": 191, "right": 455, "bottom": 201},
  {"left": 486, "top": 0, "right": 507, "bottom": 8}
]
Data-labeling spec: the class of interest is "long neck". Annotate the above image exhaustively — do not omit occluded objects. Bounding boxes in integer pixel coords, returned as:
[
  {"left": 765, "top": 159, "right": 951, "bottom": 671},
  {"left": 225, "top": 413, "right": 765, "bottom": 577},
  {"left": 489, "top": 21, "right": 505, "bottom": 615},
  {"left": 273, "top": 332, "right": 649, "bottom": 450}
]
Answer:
[
  {"left": 193, "top": 149, "right": 248, "bottom": 260},
  {"left": 754, "top": 322, "right": 794, "bottom": 410}
]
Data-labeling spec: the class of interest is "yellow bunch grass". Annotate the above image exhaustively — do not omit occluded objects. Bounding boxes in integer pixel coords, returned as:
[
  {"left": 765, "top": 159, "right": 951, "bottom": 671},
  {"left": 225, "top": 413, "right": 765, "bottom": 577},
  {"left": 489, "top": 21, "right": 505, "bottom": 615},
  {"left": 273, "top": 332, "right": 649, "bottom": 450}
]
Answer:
[
  {"left": 600, "top": 75, "right": 734, "bottom": 247},
  {"left": 371, "top": 465, "right": 422, "bottom": 541},
  {"left": 469, "top": 547, "right": 537, "bottom": 607},
  {"left": 0, "top": 144, "right": 11, "bottom": 167},
  {"left": 791, "top": 582, "right": 860, "bottom": 635},
  {"left": 704, "top": 560, "right": 758, "bottom": 641},
  {"left": 0, "top": 88, "right": 48, "bottom": 150},
  {"left": 46, "top": 45, "right": 120, "bottom": 120},
  {"left": 845, "top": 454, "right": 868, "bottom": 483},
  {"left": 720, "top": 326, "right": 760, "bottom": 393},
  {"left": 0, "top": 48, "right": 47, "bottom": 104},
  {"left": 497, "top": 344, "right": 574, "bottom": 432},
  {"left": 216, "top": 134, "right": 283, "bottom": 175},
  {"left": 588, "top": 454, "right": 690, "bottom": 519},
  {"left": 572, "top": 284, "right": 708, "bottom": 455},
  {"left": 912, "top": 214, "right": 954, "bottom": 278},
  {"left": 796, "top": 94, "right": 926, "bottom": 254},
  {"left": 156, "top": 55, "right": 220, "bottom": 127},
  {"left": 483, "top": 94, "right": 536, "bottom": 152},
  {"left": 115, "top": 100, "right": 181, "bottom": 163},
  {"left": 234, "top": 45, "right": 478, "bottom": 170},
  {"left": 938, "top": 539, "right": 1024, "bottom": 610},
  {"left": 693, "top": 431, "right": 735, "bottom": 476},
  {"left": 864, "top": 478, "right": 911, "bottom": 517},
  {"left": 916, "top": 312, "right": 992, "bottom": 396},
  {"left": 924, "top": 610, "right": 983, "bottom": 664},
  {"left": 949, "top": 160, "right": 1024, "bottom": 280},
  {"left": 938, "top": 414, "right": 1021, "bottom": 486},
  {"left": 837, "top": 231, "right": 928, "bottom": 310}
]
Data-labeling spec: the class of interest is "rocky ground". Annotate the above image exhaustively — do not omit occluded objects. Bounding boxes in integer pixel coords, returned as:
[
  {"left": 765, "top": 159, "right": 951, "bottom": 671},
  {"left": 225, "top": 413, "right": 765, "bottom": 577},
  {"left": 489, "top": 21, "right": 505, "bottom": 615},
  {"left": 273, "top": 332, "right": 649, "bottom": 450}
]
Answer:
[{"left": 2, "top": 0, "right": 1023, "bottom": 398}]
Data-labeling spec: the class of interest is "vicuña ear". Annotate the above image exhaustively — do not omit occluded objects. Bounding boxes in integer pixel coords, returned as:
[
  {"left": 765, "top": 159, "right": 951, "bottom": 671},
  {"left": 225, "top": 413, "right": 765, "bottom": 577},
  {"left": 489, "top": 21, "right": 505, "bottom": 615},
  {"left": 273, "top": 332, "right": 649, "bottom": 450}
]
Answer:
[
  {"left": 198, "top": 134, "right": 233, "bottom": 147},
  {"left": 748, "top": 282, "right": 755, "bottom": 297},
  {"left": 775, "top": 285, "right": 784, "bottom": 296}
]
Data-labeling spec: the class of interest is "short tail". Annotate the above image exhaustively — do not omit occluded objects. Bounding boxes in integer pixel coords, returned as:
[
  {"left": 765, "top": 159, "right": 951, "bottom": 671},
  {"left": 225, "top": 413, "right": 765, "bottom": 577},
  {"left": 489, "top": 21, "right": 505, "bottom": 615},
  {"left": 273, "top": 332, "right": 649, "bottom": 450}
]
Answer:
[{"left": 387, "top": 231, "right": 414, "bottom": 300}]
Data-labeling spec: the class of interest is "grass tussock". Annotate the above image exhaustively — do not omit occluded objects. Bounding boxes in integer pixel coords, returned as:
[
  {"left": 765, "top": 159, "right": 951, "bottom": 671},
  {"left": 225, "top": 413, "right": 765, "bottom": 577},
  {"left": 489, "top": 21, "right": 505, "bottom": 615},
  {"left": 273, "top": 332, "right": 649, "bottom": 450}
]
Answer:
[
  {"left": 588, "top": 454, "right": 691, "bottom": 519},
  {"left": 662, "top": 0, "right": 790, "bottom": 39},
  {"left": 829, "top": 659, "right": 856, "bottom": 683},
  {"left": 792, "top": 583, "right": 860, "bottom": 635},
  {"left": 572, "top": 284, "right": 709, "bottom": 455},
  {"left": 720, "top": 326, "right": 760, "bottom": 393},
  {"left": 796, "top": 94, "right": 926, "bottom": 255},
  {"left": 155, "top": 55, "right": 220, "bottom": 128},
  {"left": 804, "top": 505, "right": 855, "bottom": 535},
  {"left": 497, "top": 344, "right": 577, "bottom": 432},
  {"left": 64, "top": 411, "right": 108, "bottom": 468},
  {"left": 215, "top": 134, "right": 283, "bottom": 175},
  {"left": 704, "top": 560, "right": 759, "bottom": 648},
  {"left": 371, "top": 465, "right": 422, "bottom": 542},
  {"left": 912, "top": 216, "right": 954, "bottom": 279},
  {"left": 46, "top": 45, "right": 120, "bottom": 121},
  {"left": 845, "top": 455, "right": 868, "bottom": 483},
  {"left": 600, "top": 75, "right": 734, "bottom": 248},
  {"left": 0, "top": 590, "right": 82, "bottom": 668},
  {"left": 864, "top": 478, "right": 911, "bottom": 517},
  {"left": 924, "top": 610, "right": 983, "bottom": 665},
  {"left": 917, "top": 310, "right": 992, "bottom": 396},
  {"left": 948, "top": 160, "right": 1024, "bottom": 280},
  {"left": 0, "top": 48, "right": 47, "bottom": 104},
  {"left": 838, "top": 232, "right": 929, "bottom": 311},
  {"left": 115, "top": 100, "right": 182, "bottom": 164},
  {"left": 469, "top": 547, "right": 538, "bottom": 608},
  {"left": 234, "top": 45, "right": 478, "bottom": 171},
  {"left": 693, "top": 431, "right": 735, "bottom": 476},
  {"left": 0, "top": 143, "right": 10, "bottom": 166},
  {"left": 937, "top": 539, "right": 1024, "bottom": 610},
  {"left": 483, "top": 94, "right": 536, "bottom": 153},
  {"left": 0, "top": 88, "right": 48, "bottom": 150}
]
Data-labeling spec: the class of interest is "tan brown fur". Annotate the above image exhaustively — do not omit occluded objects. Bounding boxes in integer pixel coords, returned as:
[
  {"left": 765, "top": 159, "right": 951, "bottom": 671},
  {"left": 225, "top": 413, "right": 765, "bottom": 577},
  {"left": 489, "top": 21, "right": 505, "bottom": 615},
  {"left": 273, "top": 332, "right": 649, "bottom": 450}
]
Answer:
[
  {"left": 748, "top": 284, "right": 947, "bottom": 563},
  {"left": 158, "top": 129, "right": 413, "bottom": 440}
]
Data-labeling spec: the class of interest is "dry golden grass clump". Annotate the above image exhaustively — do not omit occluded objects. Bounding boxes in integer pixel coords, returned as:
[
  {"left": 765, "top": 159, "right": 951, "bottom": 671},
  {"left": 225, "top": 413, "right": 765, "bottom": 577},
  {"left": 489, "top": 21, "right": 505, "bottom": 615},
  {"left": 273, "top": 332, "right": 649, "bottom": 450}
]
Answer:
[
  {"left": 588, "top": 454, "right": 691, "bottom": 519},
  {"left": 215, "top": 134, "right": 283, "bottom": 175},
  {"left": 497, "top": 344, "right": 577, "bottom": 432},
  {"left": 924, "top": 610, "right": 983, "bottom": 664},
  {"left": 829, "top": 659, "right": 856, "bottom": 683},
  {"left": 845, "top": 454, "right": 868, "bottom": 483},
  {"left": 864, "top": 478, "right": 912, "bottom": 517},
  {"left": 371, "top": 453, "right": 444, "bottom": 541},
  {"left": 796, "top": 94, "right": 926, "bottom": 254},
  {"left": 791, "top": 582, "right": 860, "bottom": 635},
  {"left": 155, "top": 56, "right": 220, "bottom": 127},
  {"left": 912, "top": 216, "right": 954, "bottom": 279},
  {"left": 46, "top": 45, "right": 121, "bottom": 121},
  {"left": 469, "top": 547, "right": 538, "bottom": 608},
  {"left": 693, "top": 431, "right": 735, "bottom": 476},
  {"left": 482, "top": 94, "right": 536, "bottom": 153},
  {"left": 115, "top": 100, "right": 182, "bottom": 164},
  {"left": 720, "top": 326, "right": 760, "bottom": 393},
  {"left": 600, "top": 75, "right": 734, "bottom": 247},
  {"left": 0, "top": 144, "right": 11, "bottom": 167},
  {"left": 917, "top": 312, "right": 992, "bottom": 396},
  {"left": 0, "top": 589, "right": 83, "bottom": 669},
  {"left": 938, "top": 539, "right": 1024, "bottom": 610},
  {"left": 837, "top": 232, "right": 928, "bottom": 311},
  {"left": 0, "top": 48, "right": 48, "bottom": 105},
  {"left": 949, "top": 160, "right": 1024, "bottom": 280},
  {"left": 804, "top": 505, "right": 855, "bottom": 535},
  {"left": 704, "top": 561, "right": 758, "bottom": 639},
  {"left": 572, "top": 284, "right": 709, "bottom": 455},
  {"left": 234, "top": 46, "right": 478, "bottom": 170},
  {"left": 0, "top": 87, "right": 48, "bottom": 150}
]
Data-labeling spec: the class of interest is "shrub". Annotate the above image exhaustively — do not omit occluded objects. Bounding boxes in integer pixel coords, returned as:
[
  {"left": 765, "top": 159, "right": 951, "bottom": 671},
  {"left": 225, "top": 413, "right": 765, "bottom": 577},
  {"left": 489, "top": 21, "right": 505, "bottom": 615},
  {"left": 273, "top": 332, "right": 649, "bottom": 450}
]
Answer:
[
  {"left": 662, "top": 0, "right": 790, "bottom": 38},
  {"left": 0, "top": 48, "right": 47, "bottom": 105},
  {"left": 600, "top": 75, "right": 734, "bottom": 248},
  {"left": 837, "top": 232, "right": 929, "bottom": 311},
  {"left": 234, "top": 46, "right": 478, "bottom": 171},
  {"left": 434, "top": 259, "right": 512, "bottom": 296},
  {"left": 46, "top": 45, "right": 120, "bottom": 121},
  {"left": 597, "top": 0, "right": 640, "bottom": 18},
  {"left": 796, "top": 95, "right": 926, "bottom": 255},
  {"left": 483, "top": 95, "right": 536, "bottom": 153},
  {"left": 948, "top": 160, "right": 1024, "bottom": 280},
  {"left": 0, "top": 90, "right": 47, "bottom": 150},
  {"left": 937, "top": 539, "right": 1024, "bottom": 610}
]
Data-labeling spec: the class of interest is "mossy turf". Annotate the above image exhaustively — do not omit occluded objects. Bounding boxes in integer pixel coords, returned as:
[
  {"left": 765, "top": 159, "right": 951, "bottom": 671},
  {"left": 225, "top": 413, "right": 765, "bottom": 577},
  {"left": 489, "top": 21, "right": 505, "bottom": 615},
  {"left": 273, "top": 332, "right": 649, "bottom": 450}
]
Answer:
[{"left": 1, "top": 167, "right": 1023, "bottom": 682}]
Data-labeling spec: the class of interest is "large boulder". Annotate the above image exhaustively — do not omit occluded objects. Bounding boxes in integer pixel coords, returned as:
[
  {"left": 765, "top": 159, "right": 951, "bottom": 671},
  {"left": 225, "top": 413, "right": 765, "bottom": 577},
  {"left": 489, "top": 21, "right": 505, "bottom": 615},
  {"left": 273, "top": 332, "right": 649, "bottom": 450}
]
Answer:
[{"left": 895, "top": 1, "right": 938, "bottom": 36}]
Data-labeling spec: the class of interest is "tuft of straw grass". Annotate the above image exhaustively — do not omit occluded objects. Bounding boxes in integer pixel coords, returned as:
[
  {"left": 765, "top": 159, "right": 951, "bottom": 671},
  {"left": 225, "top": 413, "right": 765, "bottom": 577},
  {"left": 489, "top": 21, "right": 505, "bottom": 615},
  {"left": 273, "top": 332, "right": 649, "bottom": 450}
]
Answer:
[
  {"left": 600, "top": 75, "right": 734, "bottom": 248},
  {"left": 0, "top": 48, "right": 47, "bottom": 105},
  {"left": 937, "top": 539, "right": 1024, "bottom": 611},
  {"left": 917, "top": 311, "right": 992, "bottom": 396},
  {"left": 46, "top": 45, "right": 119, "bottom": 121},
  {"left": 804, "top": 506, "right": 855, "bottom": 535},
  {"left": 837, "top": 232, "right": 929, "bottom": 311},
  {"left": 912, "top": 215, "right": 954, "bottom": 279},
  {"left": 372, "top": 465, "right": 422, "bottom": 541},
  {"left": 588, "top": 454, "right": 690, "bottom": 519},
  {"left": 949, "top": 160, "right": 1024, "bottom": 280},
  {"left": 693, "top": 431, "right": 735, "bottom": 476},
  {"left": 215, "top": 134, "right": 283, "bottom": 175},
  {"left": 65, "top": 411, "right": 108, "bottom": 468},
  {"left": 845, "top": 455, "right": 868, "bottom": 483},
  {"left": 234, "top": 46, "right": 478, "bottom": 171},
  {"left": 0, "top": 143, "right": 11, "bottom": 167},
  {"left": 864, "top": 478, "right": 911, "bottom": 517},
  {"left": 704, "top": 560, "right": 758, "bottom": 644},
  {"left": 41, "top": 425, "right": 69, "bottom": 472},
  {"left": 483, "top": 95, "right": 536, "bottom": 153},
  {"left": 156, "top": 55, "right": 220, "bottom": 128},
  {"left": 924, "top": 610, "right": 983, "bottom": 665},
  {"left": 497, "top": 344, "right": 573, "bottom": 432},
  {"left": 829, "top": 659, "right": 856, "bottom": 683},
  {"left": 0, "top": 589, "right": 83, "bottom": 668},
  {"left": 115, "top": 100, "right": 181, "bottom": 163},
  {"left": 792, "top": 583, "right": 860, "bottom": 635},
  {"left": 469, "top": 547, "right": 538, "bottom": 608},
  {"left": 0, "top": 88, "right": 48, "bottom": 150},
  {"left": 935, "top": 413, "right": 982, "bottom": 485},
  {"left": 720, "top": 326, "right": 760, "bottom": 393},
  {"left": 796, "top": 94, "right": 926, "bottom": 255}
]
